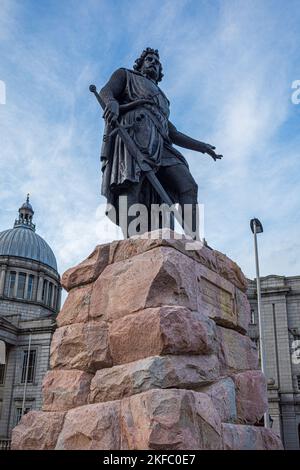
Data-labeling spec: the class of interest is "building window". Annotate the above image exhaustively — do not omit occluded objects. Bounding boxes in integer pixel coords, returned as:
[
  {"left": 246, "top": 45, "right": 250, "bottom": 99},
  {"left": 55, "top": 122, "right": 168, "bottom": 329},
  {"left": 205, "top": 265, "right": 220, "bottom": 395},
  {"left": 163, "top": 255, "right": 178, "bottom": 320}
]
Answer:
[
  {"left": 15, "top": 406, "right": 31, "bottom": 426},
  {"left": 42, "top": 280, "right": 48, "bottom": 303},
  {"left": 53, "top": 285, "right": 57, "bottom": 310},
  {"left": 26, "top": 274, "right": 34, "bottom": 300},
  {"left": 297, "top": 375, "right": 300, "bottom": 390},
  {"left": 21, "top": 350, "right": 36, "bottom": 384},
  {"left": 254, "top": 338, "right": 261, "bottom": 364},
  {"left": 47, "top": 283, "right": 53, "bottom": 307},
  {"left": 250, "top": 309, "right": 256, "bottom": 324},
  {"left": 55, "top": 286, "right": 60, "bottom": 310},
  {"left": 17, "top": 272, "right": 27, "bottom": 299},
  {"left": 0, "top": 364, "right": 5, "bottom": 384},
  {"left": 8, "top": 271, "right": 16, "bottom": 297}
]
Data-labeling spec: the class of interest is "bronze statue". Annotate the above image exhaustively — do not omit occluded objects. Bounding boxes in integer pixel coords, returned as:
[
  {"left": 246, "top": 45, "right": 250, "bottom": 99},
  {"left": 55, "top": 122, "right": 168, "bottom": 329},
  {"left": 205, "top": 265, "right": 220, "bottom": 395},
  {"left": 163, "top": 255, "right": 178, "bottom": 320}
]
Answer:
[{"left": 90, "top": 48, "right": 222, "bottom": 238}]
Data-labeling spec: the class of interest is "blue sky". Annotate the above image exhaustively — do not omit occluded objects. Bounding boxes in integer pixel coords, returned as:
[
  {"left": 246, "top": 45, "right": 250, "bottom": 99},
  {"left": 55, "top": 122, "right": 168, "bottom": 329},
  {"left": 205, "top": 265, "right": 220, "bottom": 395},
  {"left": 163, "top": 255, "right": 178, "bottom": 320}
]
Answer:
[{"left": 0, "top": 0, "right": 300, "bottom": 280}]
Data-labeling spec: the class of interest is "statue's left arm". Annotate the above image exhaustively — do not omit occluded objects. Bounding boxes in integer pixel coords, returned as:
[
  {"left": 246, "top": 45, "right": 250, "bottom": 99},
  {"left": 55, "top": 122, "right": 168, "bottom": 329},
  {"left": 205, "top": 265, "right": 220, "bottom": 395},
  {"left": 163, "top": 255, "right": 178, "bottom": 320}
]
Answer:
[{"left": 168, "top": 121, "right": 222, "bottom": 161}]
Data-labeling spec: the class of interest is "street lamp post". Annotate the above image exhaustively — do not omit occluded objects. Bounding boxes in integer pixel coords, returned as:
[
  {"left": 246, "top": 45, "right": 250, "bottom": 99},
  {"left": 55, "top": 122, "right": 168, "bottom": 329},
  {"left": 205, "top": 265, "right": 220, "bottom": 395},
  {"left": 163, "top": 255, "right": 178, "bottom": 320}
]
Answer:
[{"left": 250, "top": 218, "right": 269, "bottom": 428}]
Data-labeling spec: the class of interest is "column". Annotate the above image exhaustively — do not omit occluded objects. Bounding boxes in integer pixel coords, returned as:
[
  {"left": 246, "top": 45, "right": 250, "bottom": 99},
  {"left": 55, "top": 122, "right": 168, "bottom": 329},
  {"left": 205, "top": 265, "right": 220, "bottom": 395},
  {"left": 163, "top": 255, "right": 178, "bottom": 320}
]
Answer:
[
  {"left": 45, "top": 281, "right": 49, "bottom": 306},
  {"left": 37, "top": 274, "right": 44, "bottom": 302},
  {"left": 24, "top": 274, "right": 29, "bottom": 300},
  {"left": 57, "top": 287, "right": 62, "bottom": 311},
  {"left": 33, "top": 275, "right": 38, "bottom": 302},
  {"left": 13, "top": 272, "right": 19, "bottom": 298},
  {"left": 0, "top": 265, "right": 7, "bottom": 296},
  {"left": 51, "top": 284, "right": 55, "bottom": 309}
]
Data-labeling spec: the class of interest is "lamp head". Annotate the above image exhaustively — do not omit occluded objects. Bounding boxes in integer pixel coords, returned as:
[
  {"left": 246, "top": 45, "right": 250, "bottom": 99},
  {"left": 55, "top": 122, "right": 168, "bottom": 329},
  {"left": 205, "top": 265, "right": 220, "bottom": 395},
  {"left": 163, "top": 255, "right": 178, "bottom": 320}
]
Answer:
[{"left": 250, "top": 218, "right": 263, "bottom": 234}]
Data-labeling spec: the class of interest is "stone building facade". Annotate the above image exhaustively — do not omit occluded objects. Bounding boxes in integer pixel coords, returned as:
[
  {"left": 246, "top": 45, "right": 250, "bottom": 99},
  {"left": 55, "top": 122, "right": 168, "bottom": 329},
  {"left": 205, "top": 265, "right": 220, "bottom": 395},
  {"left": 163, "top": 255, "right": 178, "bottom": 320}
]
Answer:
[
  {"left": 248, "top": 275, "right": 300, "bottom": 449},
  {"left": 0, "top": 197, "right": 61, "bottom": 446}
]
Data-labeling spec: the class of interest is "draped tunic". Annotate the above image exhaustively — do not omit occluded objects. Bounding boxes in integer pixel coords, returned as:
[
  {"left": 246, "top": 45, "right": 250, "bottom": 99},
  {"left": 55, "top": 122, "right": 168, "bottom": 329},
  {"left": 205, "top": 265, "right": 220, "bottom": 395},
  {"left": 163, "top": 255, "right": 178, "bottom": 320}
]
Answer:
[{"left": 100, "top": 69, "right": 188, "bottom": 220}]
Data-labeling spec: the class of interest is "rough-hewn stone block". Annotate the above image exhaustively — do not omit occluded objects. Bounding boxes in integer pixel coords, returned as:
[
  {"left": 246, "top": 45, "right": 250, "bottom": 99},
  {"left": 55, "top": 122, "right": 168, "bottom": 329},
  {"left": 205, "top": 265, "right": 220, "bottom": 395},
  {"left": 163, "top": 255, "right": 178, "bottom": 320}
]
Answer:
[
  {"left": 62, "top": 243, "right": 111, "bottom": 291},
  {"left": 61, "top": 232, "right": 247, "bottom": 294},
  {"left": 196, "top": 265, "right": 237, "bottom": 329},
  {"left": 235, "top": 289, "right": 251, "bottom": 333},
  {"left": 111, "top": 232, "right": 248, "bottom": 292},
  {"left": 260, "top": 427, "right": 284, "bottom": 450},
  {"left": 217, "top": 326, "right": 258, "bottom": 373},
  {"left": 89, "top": 247, "right": 198, "bottom": 321},
  {"left": 56, "top": 284, "right": 93, "bottom": 327},
  {"left": 201, "top": 378, "right": 237, "bottom": 423},
  {"left": 196, "top": 264, "right": 250, "bottom": 334},
  {"left": 109, "top": 306, "right": 217, "bottom": 365},
  {"left": 42, "top": 370, "right": 92, "bottom": 411},
  {"left": 55, "top": 401, "right": 121, "bottom": 450},
  {"left": 11, "top": 411, "right": 65, "bottom": 450},
  {"left": 121, "top": 388, "right": 222, "bottom": 450},
  {"left": 61, "top": 238, "right": 249, "bottom": 334},
  {"left": 233, "top": 370, "right": 268, "bottom": 424},
  {"left": 222, "top": 423, "right": 283, "bottom": 450},
  {"left": 89, "top": 355, "right": 219, "bottom": 403},
  {"left": 50, "top": 321, "right": 112, "bottom": 373}
]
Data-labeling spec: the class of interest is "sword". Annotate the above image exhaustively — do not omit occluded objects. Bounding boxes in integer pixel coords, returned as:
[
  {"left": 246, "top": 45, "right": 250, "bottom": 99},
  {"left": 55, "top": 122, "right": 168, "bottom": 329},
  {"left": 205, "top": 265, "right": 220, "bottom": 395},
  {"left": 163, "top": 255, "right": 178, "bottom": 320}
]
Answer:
[{"left": 89, "top": 84, "right": 194, "bottom": 238}]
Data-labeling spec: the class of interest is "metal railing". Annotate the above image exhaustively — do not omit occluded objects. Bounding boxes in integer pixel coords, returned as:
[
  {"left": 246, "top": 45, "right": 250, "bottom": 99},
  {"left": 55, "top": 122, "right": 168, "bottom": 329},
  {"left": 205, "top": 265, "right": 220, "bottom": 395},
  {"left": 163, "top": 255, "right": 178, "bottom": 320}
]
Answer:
[{"left": 0, "top": 439, "right": 11, "bottom": 450}]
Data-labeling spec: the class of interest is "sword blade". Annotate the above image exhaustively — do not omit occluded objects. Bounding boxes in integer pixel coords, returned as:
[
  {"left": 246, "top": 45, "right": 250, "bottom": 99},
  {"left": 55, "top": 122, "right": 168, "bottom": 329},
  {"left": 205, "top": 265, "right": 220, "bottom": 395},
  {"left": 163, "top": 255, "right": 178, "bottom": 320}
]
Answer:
[{"left": 117, "top": 126, "right": 195, "bottom": 237}]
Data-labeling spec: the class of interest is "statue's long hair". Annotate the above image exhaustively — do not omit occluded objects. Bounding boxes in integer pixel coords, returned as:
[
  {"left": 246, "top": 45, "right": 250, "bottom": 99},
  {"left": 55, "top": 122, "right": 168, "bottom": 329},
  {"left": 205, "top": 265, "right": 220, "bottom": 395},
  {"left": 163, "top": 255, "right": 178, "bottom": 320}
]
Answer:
[{"left": 133, "top": 47, "right": 164, "bottom": 83}]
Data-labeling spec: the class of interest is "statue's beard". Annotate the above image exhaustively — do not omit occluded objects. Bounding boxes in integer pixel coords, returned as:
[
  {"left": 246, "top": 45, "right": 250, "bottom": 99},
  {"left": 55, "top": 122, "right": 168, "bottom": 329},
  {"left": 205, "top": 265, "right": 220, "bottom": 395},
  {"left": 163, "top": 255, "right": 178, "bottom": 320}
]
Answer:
[{"left": 142, "top": 67, "right": 158, "bottom": 81}]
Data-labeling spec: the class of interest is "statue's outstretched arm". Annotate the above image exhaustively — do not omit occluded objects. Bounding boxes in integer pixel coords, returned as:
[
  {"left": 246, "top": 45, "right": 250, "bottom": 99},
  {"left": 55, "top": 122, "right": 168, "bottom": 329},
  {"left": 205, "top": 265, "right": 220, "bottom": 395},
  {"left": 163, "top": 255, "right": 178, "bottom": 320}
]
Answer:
[
  {"left": 99, "top": 68, "right": 126, "bottom": 124},
  {"left": 168, "top": 121, "right": 222, "bottom": 161}
]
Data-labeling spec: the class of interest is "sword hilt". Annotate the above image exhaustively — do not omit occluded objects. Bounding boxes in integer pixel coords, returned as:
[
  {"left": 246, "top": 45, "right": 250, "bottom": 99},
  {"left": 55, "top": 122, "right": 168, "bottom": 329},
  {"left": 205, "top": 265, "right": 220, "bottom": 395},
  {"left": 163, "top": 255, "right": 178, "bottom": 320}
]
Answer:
[
  {"left": 89, "top": 84, "right": 105, "bottom": 110},
  {"left": 89, "top": 84, "right": 153, "bottom": 115}
]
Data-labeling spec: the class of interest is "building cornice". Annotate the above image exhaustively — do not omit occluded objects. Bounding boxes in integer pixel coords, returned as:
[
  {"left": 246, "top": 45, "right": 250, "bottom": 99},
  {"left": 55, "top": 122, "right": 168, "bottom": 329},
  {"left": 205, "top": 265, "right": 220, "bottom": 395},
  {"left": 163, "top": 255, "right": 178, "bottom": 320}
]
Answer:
[
  {"left": 0, "top": 294, "right": 59, "bottom": 314},
  {"left": 0, "top": 315, "right": 18, "bottom": 334},
  {"left": 261, "top": 286, "right": 291, "bottom": 296},
  {"left": 0, "top": 255, "right": 60, "bottom": 281},
  {"left": 18, "top": 324, "right": 56, "bottom": 335}
]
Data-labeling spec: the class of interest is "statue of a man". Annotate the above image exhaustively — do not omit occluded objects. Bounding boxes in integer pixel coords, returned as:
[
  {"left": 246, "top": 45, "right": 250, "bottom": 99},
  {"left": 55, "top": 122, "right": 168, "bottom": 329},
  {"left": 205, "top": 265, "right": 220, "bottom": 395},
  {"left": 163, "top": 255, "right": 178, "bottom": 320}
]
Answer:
[{"left": 99, "top": 47, "right": 222, "bottom": 237}]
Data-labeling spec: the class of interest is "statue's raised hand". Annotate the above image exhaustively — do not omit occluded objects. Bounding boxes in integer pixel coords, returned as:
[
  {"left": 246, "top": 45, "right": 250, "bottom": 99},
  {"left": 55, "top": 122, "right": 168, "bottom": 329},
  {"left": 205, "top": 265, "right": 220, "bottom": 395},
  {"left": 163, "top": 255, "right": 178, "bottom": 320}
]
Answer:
[
  {"left": 205, "top": 144, "right": 223, "bottom": 161},
  {"left": 103, "top": 100, "right": 119, "bottom": 125}
]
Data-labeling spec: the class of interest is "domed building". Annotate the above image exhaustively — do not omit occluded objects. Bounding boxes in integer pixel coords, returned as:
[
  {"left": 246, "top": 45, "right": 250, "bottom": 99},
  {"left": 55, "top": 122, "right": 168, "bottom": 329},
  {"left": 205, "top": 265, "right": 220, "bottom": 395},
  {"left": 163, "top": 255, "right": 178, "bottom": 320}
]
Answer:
[{"left": 0, "top": 197, "right": 61, "bottom": 446}]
